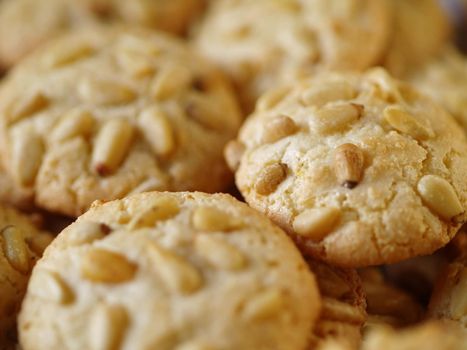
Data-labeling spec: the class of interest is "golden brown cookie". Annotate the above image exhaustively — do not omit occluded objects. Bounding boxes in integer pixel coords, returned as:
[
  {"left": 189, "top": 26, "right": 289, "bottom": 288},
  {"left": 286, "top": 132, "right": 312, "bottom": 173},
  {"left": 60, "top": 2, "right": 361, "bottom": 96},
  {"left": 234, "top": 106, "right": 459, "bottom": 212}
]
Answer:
[
  {"left": 382, "top": 0, "right": 452, "bottom": 77},
  {"left": 228, "top": 68, "right": 467, "bottom": 267},
  {"left": 308, "top": 260, "right": 366, "bottom": 350},
  {"left": 408, "top": 46, "right": 467, "bottom": 132},
  {"left": 428, "top": 252, "right": 467, "bottom": 329},
  {"left": 359, "top": 268, "right": 423, "bottom": 328},
  {"left": 195, "top": 0, "right": 392, "bottom": 111},
  {"left": 0, "top": 205, "right": 53, "bottom": 346},
  {"left": 0, "top": 27, "right": 242, "bottom": 217},
  {"left": 0, "top": 0, "right": 205, "bottom": 68},
  {"left": 19, "top": 192, "right": 321, "bottom": 350}
]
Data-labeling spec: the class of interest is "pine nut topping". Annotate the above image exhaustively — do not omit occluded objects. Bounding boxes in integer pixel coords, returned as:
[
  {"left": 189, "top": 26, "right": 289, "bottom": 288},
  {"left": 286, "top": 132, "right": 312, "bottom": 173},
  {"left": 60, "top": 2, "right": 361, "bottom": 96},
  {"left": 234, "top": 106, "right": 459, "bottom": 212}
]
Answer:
[
  {"left": 92, "top": 119, "right": 134, "bottom": 176},
  {"left": 301, "top": 82, "right": 356, "bottom": 107},
  {"left": 11, "top": 126, "right": 44, "bottom": 186},
  {"left": 129, "top": 196, "right": 179, "bottom": 228},
  {"left": 44, "top": 41, "right": 94, "bottom": 67},
  {"left": 256, "top": 85, "right": 291, "bottom": 111},
  {"left": 67, "top": 221, "right": 111, "bottom": 245},
  {"left": 1, "top": 225, "right": 30, "bottom": 273},
  {"left": 333, "top": 143, "right": 364, "bottom": 189},
  {"left": 151, "top": 66, "right": 192, "bottom": 100},
  {"left": 224, "top": 140, "right": 245, "bottom": 172},
  {"left": 293, "top": 207, "right": 340, "bottom": 241},
  {"left": 79, "top": 78, "right": 136, "bottom": 105},
  {"left": 7, "top": 91, "right": 49, "bottom": 123},
  {"left": 314, "top": 103, "right": 363, "bottom": 133},
  {"left": 255, "top": 163, "right": 287, "bottom": 195},
  {"left": 261, "top": 115, "right": 298, "bottom": 144},
  {"left": 383, "top": 106, "right": 434, "bottom": 140},
  {"left": 417, "top": 175, "right": 464, "bottom": 222},
  {"left": 51, "top": 110, "right": 95, "bottom": 142},
  {"left": 244, "top": 289, "right": 284, "bottom": 320},
  {"left": 195, "top": 235, "right": 246, "bottom": 270},
  {"left": 321, "top": 297, "right": 366, "bottom": 324},
  {"left": 30, "top": 270, "right": 74, "bottom": 304},
  {"left": 90, "top": 303, "right": 128, "bottom": 350},
  {"left": 192, "top": 207, "right": 241, "bottom": 232},
  {"left": 81, "top": 249, "right": 137, "bottom": 283},
  {"left": 138, "top": 107, "right": 175, "bottom": 157},
  {"left": 117, "top": 51, "right": 154, "bottom": 78},
  {"left": 148, "top": 243, "right": 202, "bottom": 294}
]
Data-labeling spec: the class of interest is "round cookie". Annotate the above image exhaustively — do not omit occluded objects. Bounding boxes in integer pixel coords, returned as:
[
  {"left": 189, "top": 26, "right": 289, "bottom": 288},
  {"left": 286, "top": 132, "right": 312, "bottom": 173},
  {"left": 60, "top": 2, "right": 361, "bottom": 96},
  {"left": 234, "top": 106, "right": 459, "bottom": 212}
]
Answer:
[
  {"left": 308, "top": 260, "right": 366, "bottom": 350},
  {"left": 408, "top": 46, "right": 467, "bottom": 133},
  {"left": 382, "top": 0, "right": 452, "bottom": 77},
  {"left": 359, "top": 268, "right": 423, "bottom": 328},
  {"left": 19, "top": 191, "right": 321, "bottom": 350},
  {"left": 229, "top": 68, "right": 467, "bottom": 267},
  {"left": 362, "top": 321, "right": 467, "bottom": 350},
  {"left": 195, "top": 0, "right": 392, "bottom": 111},
  {"left": 428, "top": 252, "right": 467, "bottom": 329},
  {"left": 0, "top": 205, "right": 53, "bottom": 345},
  {"left": 0, "top": 27, "right": 242, "bottom": 217},
  {"left": 0, "top": 0, "right": 205, "bottom": 69}
]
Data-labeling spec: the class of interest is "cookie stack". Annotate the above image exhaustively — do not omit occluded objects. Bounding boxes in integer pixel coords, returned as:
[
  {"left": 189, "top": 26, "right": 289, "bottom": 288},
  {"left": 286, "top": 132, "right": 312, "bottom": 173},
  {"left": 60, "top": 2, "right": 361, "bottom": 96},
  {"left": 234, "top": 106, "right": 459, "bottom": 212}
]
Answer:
[{"left": 0, "top": 0, "right": 466, "bottom": 349}]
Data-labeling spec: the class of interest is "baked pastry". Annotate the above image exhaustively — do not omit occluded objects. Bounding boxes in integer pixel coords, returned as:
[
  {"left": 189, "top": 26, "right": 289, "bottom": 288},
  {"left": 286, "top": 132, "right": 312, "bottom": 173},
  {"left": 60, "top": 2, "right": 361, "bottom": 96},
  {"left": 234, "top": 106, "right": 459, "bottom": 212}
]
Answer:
[
  {"left": 228, "top": 68, "right": 467, "bottom": 267},
  {"left": 19, "top": 191, "right": 321, "bottom": 350},
  {"left": 408, "top": 46, "right": 467, "bottom": 132},
  {"left": 0, "top": 0, "right": 205, "bottom": 68},
  {"left": 362, "top": 321, "right": 467, "bottom": 350},
  {"left": 359, "top": 268, "right": 423, "bottom": 328},
  {"left": 0, "top": 27, "right": 242, "bottom": 217},
  {"left": 0, "top": 205, "right": 53, "bottom": 346},
  {"left": 428, "top": 252, "right": 466, "bottom": 329},
  {"left": 308, "top": 260, "right": 366, "bottom": 350},
  {"left": 382, "top": 0, "right": 452, "bottom": 77},
  {"left": 195, "top": 0, "right": 392, "bottom": 111}
]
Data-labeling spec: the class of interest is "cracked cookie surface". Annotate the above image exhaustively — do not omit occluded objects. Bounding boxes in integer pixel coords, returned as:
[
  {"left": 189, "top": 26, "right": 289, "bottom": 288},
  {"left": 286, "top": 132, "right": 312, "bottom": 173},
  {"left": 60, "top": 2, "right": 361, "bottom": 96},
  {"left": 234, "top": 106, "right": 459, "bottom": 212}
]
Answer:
[
  {"left": 0, "top": 0, "right": 205, "bottom": 68},
  {"left": 19, "top": 191, "right": 320, "bottom": 350},
  {"left": 0, "top": 205, "right": 53, "bottom": 346},
  {"left": 195, "top": 0, "right": 391, "bottom": 111},
  {"left": 230, "top": 68, "right": 467, "bottom": 267},
  {"left": 0, "top": 27, "right": 241, "bottom": 217}
]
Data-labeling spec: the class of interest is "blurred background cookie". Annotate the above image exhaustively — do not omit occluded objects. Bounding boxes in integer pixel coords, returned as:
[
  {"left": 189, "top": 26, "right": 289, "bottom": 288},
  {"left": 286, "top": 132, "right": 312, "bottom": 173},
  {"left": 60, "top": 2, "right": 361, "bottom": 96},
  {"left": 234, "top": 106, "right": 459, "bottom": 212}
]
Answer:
[
  {"left": 0, "top": 205, "right": 53, "bottom": 347},
  {"left": 0, "top": 0, "right": 206, "bottom": 69}
]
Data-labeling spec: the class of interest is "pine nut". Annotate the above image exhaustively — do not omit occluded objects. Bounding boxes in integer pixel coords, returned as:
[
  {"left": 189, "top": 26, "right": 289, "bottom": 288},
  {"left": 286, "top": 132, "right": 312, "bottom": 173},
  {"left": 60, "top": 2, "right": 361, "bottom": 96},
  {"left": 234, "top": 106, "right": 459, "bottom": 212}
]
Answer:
[
  {"left": 30, "top": 270, "right": 74, "bottom": 304},
  {"left": 195, "top": 235, "right": 246, "bottom": 270},
  {"left": 7, "top": 90, "right": 49, "bottom": 123},
  {"left": 90, "top": 303, "right": 128, "bottom": 350},
  {"left": 1, "top": 225, "right": 30, "bottom": 274},
  {"left": 129, "top": 196, "right": 179, "bottom": 228},
  {"left": 244, "top": 289, "right": 283, "bottom": 320},
  {"left": 383, "top": 106, "right": 434, "bottom": 140},
  {"left": 255, "top": 163, "right": 287, "bottom": 195},
  {"left": 314, "top": 103, "right": 363, "bottom": 133},
  {"left": 138, "top": 107, "right": 175, "bottom": 157},
  {"left": 44, "top": 41, "right": 94, "bottom": 67},
  {"left": 301, "top": 82, "right": 356, "bottom": 107},
  {"left": 293, "top": 207, "right": 340, "bottom": 241},
  {"left": 333, "top": 143, "right": 364, "bottom": 189},
  {"left": 11, "top": 126, "right": 44, "bottom": 186},
  {"left": 79, "top": 79, "right": 136, "bottom": 105},
  {"left": 81, "top": 249, "right": 137, "bottom": 283},
  {"left": 151, "top": 66, "right": 192, "bottom": 100},
  {"left": 192, "top": 207, "right": 241, "bottom": 232},
  {"left": 224, "top": 140, "right": 245, "bottom": 172},
  {"left": 256, "top": 85, "right": 291, "bottom": 111},
  {"left": 51, "top": 110, "right": 95, "bottom": 142},
  {"left": 261, "top": 115, "right": 298, "bottom": 144}
]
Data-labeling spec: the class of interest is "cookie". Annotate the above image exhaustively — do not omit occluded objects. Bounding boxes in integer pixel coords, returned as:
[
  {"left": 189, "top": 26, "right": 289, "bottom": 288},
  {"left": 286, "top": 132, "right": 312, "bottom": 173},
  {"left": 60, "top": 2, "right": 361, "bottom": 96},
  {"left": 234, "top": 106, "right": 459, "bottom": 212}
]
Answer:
[
  {"left": 0, "top": 205, "right": 53, "bottom": 345},
  {"left": 382, "top": 0, "right": 452, "bottom": 77},
  {"left": 195, "top": 0, "right": 392, "bottom": 111},
  {"left": 229, "top": 68, "right": 467, "bottom": 267},
  {"left": 359, "top": 268, "right": 423, "bottom": 328},
  {"left": 428, "top": 252, "right": 467, "bottom": 329},
  {"left": 308, "top": 260, "right": 366, "bottom": 350},
  {"left": 0, "top": 0, "right": 205, "bottom": 68},
  {"left": 362, "top": 321, "right": 467, "bottom": 350},
  {"left": 0, "top": 27, "right": 242, "bottom": 217},
  {"left": 408, "top": 46, "right": 467, "bottom": 132},
  {"left": 19, "top": 191, "right": 321, "bottom": 350}
]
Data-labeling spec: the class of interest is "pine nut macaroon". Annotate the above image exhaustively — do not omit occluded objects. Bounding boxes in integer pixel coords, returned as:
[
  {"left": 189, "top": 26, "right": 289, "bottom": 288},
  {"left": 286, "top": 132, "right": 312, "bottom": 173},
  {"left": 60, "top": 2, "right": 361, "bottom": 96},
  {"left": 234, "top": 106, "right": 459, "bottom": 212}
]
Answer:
[
  {"left": 0, "top": 26, "right": 242, "bottom": 217},
  {"left": 18, "top": 192, "right": 321, "bottom": 350},
  {"left": 0, "top": 0, "right": 206, "bottom": 69},
  {"left": 194, "top": 0, "right": 392, "bottom": 111},
  {"left": 307, "top": 260, "right": 367, "bottom": 350},
  {"left": 0, "top": 205, "right": 54, "bottom": 346},
  {"left": 228, "top": 68, "right": 467, "bottom": 267}
]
